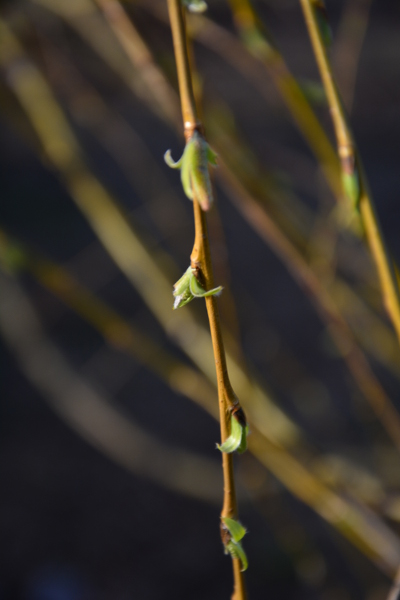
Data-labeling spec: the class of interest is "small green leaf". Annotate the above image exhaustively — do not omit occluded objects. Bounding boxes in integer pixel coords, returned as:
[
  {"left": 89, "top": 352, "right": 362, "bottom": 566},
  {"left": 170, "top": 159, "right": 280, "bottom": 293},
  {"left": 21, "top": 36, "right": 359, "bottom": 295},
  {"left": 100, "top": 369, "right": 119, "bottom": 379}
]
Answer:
[
  {"left": 342, "top": 169, "right": 360, "bottom": 210},
  {"left": 225, "top": 540, "right": 248, "bottom": 572},
  {"left": 172, "top": 267, "right": 223, "bottom": 309},
  {"left": 222, "top": 517, "right": 248, "bottom": 571},
  {"left": 189, "top": 273, "right": 223, "bottom": 298},
  {"left": 218, "top": 414, "right": 247, "bottom": 454},
  {"left": 164, "top": 149, "right": 182, "bottom": 169},
  {"left": 200, "top": 285, "right": 223, "bottom": 298},
  {"left": 222, "top": 517, "right": 246, "bottom": 543},
  {"left": 237, "top": 424, "right": 249, "bottom": 454},
  {"left": 173, "top": 267, "right": 192, "bottom": 295},
  {"left": 164, "top": 131, "right": 217, "bottom": 211},
  {"left": 181, "top": 157, "right": 193, "bottom": 201},
  {"left": 173, "top": 267, "right": 194, "bottom": 309}
]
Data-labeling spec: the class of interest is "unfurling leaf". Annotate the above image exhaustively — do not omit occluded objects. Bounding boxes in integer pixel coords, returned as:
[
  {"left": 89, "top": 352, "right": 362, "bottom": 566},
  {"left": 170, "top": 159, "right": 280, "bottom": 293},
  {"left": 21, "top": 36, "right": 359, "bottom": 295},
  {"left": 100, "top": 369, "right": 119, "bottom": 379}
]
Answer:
[
  {"left": 222, "top": 517, "right": 246, "bottom": 542},
  {"left": 173, "top": 266, "right": 222, "bottom": 310},
  {"left": 164, "top": 131, "right": 217, "bottom": 211},
  {"left": 217, "top": 414, "right": 248, "bottom": 454},
  {"left": 225, "top": 540, "right": 248, "bottom": 571},
  {"left": 222, "top": 517, "right": 248, "bottom": 571}
]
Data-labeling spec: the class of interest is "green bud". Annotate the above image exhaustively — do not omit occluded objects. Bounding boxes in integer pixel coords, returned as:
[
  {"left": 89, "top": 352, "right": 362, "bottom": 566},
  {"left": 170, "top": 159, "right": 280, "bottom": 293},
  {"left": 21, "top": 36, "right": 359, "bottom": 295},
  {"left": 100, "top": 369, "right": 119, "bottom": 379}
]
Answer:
[
  {"left": 164, "top": 131, "right": 218, "bottom": 211},
  {"left": 173, "top": 266, "right": 223, "bottom": 310}
]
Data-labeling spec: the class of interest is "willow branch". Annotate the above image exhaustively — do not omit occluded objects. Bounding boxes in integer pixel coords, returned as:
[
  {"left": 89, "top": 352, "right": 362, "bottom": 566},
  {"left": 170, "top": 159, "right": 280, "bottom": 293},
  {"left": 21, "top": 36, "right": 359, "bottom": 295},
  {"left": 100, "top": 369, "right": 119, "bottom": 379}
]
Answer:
[
  {"left": 300, "top": 0, "right": 400, "bottom": 347},
  {"left": 167, "top": 1, "right": 246, "bottom": 597}
]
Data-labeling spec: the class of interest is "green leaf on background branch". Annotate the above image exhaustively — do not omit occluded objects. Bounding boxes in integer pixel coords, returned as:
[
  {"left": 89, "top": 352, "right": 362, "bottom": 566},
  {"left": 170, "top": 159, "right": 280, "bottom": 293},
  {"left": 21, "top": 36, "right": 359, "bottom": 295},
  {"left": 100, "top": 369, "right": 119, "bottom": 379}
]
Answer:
[
  {"left": 173, "top": 266, "right": 222, "bottom": 309},
  {"left": 164, "top": 131, "right": 217, "bottom": 211}
]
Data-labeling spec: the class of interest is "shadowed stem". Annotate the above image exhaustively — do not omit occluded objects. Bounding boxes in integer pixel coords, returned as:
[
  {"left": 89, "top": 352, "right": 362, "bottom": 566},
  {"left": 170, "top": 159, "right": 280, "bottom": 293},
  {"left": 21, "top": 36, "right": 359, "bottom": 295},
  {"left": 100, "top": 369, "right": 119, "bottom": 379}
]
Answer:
[{"left": 167, "top": 0, "right": 246, "bottom": 597}]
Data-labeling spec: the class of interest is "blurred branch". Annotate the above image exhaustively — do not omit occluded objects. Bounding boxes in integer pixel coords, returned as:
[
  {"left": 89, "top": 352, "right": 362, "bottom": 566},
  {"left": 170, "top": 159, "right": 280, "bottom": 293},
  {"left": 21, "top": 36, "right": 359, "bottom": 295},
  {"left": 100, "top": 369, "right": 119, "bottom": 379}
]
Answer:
[{"left": 300, "top": 0, "right": 400, "bottom": 347}]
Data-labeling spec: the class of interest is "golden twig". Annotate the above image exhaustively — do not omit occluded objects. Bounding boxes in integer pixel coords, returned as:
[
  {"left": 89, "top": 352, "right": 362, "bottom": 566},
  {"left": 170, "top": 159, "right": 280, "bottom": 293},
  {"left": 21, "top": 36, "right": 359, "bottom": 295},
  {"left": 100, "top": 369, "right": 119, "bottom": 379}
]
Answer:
[
  {"left": 300, "top": 0, "right": 400, "bottom": 346},
  {"left": 167, "top": 1, "right": 247, "bottom": 596}
]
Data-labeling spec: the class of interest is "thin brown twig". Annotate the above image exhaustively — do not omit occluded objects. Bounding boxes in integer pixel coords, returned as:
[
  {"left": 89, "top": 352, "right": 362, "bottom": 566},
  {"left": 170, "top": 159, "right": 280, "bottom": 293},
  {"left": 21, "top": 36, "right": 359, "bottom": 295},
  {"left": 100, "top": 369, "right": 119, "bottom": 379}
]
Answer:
[{"left": 166, "top": 1, "right": 246, "bottom": 597}]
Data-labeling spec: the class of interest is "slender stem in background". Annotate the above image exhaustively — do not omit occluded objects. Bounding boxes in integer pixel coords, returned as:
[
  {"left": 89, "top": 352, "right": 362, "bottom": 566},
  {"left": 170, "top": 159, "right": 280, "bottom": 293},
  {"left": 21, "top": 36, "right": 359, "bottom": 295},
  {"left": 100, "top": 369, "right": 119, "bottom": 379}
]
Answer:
[
  {"left": 167, "top": 1, "right": 246, "bottom": 597},
  {"left": 167, "top": 0, "right": 198, "bottom": 133},
  {"left": 299, "top": 0, "right": 400, "bottom": 347}
]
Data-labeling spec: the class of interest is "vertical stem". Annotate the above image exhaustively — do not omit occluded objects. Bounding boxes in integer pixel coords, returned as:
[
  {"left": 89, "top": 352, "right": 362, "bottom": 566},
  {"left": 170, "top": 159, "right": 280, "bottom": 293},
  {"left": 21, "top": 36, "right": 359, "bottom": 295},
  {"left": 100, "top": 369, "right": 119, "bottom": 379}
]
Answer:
[
  {"left": 299, "top": 0, "right": 400, "bottom": 347},
  {"left": 300, "top": 0, "right": 353, "bottom": 165},
  {"left": 167, "top": 0, "right": 198, "bottom": 133},
  {"left": 167, "top": 1, "right": 247, "bottom": 597}
]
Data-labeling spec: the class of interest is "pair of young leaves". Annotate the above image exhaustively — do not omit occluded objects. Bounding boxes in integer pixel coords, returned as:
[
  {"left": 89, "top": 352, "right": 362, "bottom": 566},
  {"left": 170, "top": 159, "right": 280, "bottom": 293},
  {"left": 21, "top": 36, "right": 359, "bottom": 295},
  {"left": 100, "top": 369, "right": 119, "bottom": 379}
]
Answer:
[
  {"left": 222, "top": 517, "right": 248, "bottom": 572},
  {"left": 167, "top": 132, "right": 220, "bottom": 309}
]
